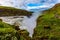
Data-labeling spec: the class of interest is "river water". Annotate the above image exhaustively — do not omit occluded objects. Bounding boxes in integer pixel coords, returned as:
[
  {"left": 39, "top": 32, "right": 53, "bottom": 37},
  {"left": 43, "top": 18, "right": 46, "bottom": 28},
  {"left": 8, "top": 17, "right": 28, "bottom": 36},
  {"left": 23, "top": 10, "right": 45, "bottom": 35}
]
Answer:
[
  {"left": 0, "top": 3, "right": 56, "bottom": 37},
  {"left": 0, "top": 7, "right": 54, "bottom": 38},
  {"left": 0, "top": 0, "right": 58, "bottom": 37},
  {"left": 0, "top": 12, "right": 42, "bottom": 37}
]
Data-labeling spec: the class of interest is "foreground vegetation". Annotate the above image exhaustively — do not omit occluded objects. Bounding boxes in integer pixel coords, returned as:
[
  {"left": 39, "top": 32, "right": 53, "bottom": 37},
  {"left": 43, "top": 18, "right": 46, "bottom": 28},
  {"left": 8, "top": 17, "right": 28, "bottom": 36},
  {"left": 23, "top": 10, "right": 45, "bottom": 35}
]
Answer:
[
  {"left": 0, "top": 20, "right": 31, "bottom": 40},
  {"left": 33, "top": 3, "right": 60, "bottom": 40}
]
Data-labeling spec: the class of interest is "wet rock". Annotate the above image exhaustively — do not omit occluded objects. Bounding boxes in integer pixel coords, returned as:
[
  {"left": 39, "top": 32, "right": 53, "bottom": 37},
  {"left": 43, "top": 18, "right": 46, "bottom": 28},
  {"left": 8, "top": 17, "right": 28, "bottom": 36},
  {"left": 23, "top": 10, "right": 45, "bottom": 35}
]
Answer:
[
  {"left": 0, "top": 19, "right": 2, "bottom": 21},
  {"left": 44, "top": 25, "right": 51, "bottom": 29},
  {"left": 13, "top": 22, "right": 20, "bottom": 30},
  {"left": 40, "top": 36, "right": 49, "bottom": 40}
]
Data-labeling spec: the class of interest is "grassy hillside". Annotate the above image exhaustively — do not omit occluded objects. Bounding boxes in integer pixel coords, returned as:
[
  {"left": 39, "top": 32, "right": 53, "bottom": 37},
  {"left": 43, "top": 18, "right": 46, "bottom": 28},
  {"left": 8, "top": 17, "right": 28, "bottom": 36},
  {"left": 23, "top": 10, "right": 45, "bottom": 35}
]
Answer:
[
  {"left": 0, "top": 20, "right": 31, "bottom": 40},
  {"left": 32, "top": 3, "right": 60, "bottom": 40},
  {"left": 0, "top": 6, "right": 32, "bottom": 17}
]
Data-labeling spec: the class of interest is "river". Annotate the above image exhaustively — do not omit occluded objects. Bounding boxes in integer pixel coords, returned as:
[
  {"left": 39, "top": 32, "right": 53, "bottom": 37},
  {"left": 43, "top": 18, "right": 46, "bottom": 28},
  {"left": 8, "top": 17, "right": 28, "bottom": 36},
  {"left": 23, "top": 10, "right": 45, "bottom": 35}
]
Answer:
[
  {"left": 0, "top": 3, "right": 56, "bottom": 37},
  {"left": 0, "top": 12, "right": 42, "bottom": 37}
]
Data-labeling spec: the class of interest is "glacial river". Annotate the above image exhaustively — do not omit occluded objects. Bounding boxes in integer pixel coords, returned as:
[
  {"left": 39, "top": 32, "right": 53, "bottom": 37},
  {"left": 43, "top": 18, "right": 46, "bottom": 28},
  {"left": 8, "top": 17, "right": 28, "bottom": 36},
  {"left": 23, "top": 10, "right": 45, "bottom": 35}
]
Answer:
[
  {"left": 0, "top": 0, "right": 58, "bottom": 37},
  {"left": 0, "top": 3, "right": 56, "bottom": 37},
  {"left": 0, "top": 12, "right": 42, "bottom": 37}
]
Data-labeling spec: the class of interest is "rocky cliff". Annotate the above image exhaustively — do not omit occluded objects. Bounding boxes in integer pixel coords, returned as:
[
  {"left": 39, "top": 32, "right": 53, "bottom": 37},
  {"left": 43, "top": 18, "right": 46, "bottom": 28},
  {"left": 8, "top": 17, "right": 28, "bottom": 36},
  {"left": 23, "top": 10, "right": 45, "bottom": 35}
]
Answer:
[{"left": 0, "top": 6, "right": 33, "bottom": 17}]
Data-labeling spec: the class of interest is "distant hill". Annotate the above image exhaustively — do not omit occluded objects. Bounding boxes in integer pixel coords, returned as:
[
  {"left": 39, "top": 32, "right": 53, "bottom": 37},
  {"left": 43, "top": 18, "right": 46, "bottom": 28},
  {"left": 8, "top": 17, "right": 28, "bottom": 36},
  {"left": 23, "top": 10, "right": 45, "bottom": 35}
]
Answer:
[
  {"left": 0, "top": 6, "right": 33, "bottom": 17},
  {"left": 43, "top": 3, "right": 60, "bottom": 14},
  {"left": 33, "top": 3, "right": 60, "bottom": 40}
]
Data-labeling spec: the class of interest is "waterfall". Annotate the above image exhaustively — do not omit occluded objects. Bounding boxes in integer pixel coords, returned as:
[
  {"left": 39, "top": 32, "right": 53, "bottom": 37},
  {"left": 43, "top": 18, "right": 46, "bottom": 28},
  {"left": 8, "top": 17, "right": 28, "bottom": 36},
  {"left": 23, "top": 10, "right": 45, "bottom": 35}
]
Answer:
[
  {"left": 0, "top": 0, "right": 56, "bottom": 37},
  {"left": 19, "top": 11, "right": 42, "bottom": 37},
  {"left": 0, "top": 11, "right": 42, "bottom": 37}
]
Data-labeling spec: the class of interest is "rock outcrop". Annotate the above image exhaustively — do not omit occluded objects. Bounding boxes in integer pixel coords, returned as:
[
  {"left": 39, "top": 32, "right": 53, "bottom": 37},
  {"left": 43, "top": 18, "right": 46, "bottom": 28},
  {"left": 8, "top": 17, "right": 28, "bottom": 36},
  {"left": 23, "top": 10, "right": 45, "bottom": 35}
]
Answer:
[{"left": 0, "top": 6, "right": 33, "bottom": 17}]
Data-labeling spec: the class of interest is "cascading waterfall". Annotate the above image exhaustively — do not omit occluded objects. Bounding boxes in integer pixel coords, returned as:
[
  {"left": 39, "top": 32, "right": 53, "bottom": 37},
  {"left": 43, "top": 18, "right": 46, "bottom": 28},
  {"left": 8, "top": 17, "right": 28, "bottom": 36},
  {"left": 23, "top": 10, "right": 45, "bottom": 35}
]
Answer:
[
  {"left": 0, "top": 12, "right": 42, "bottom": 37},
  {"left": 0, "top": 5, "right": 55, "bottom": 37},
  {"left": 0, "top": 0, "right": 58, "bottom": 37},
  {"left": 0, "top": 7, "right": 54, "bottom": 37},
  {"left": 0, "top": 11, "right": 42, "bottom": 37},
  {"left": 19, "top": 11, "right": 42, "bottom": 37}
]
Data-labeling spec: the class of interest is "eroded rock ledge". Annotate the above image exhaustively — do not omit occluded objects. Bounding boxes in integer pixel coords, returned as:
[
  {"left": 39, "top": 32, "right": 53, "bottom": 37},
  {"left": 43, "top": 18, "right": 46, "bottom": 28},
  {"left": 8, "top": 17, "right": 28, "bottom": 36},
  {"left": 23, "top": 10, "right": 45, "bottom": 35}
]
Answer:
[{"left": 0, "top": 6, "right": 33, "bottom": 17}]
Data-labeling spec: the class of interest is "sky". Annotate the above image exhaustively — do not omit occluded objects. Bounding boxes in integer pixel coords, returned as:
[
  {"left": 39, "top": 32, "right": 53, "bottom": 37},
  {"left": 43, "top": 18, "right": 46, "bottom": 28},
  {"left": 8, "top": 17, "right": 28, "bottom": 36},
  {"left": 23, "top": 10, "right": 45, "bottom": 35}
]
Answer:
[{"left": 0, "top": 0, "right": 60, "bottom": 10}]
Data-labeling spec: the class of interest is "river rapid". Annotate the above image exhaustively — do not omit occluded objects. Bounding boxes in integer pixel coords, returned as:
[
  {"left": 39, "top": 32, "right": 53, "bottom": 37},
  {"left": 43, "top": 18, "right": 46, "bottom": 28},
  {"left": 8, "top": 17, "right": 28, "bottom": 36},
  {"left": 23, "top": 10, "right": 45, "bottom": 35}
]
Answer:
[
  {"left": 0, "top": 3, "right": 57, "bottom": 37},
  {"left": 0, "top": 11, "right": 42, "bottom": 37}
]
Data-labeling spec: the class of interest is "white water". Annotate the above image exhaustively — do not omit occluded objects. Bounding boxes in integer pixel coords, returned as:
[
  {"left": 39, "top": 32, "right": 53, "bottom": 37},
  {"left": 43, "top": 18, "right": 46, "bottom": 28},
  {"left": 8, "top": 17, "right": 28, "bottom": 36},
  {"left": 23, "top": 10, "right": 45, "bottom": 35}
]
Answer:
[
  {"left": 0, "top": 5, "right": 54, "bottom": 37},
  {"left": 20, "top": 12, "right": 42, "bottom": 37},
  {"left": 0, "top": 12, "right": 42, "bottom": 37},
  {"left": 0, "top": 0, "right": 59, "bottom": 38},
  {"left": 0, "top": 4, "right": 55, "bottom": 37}
]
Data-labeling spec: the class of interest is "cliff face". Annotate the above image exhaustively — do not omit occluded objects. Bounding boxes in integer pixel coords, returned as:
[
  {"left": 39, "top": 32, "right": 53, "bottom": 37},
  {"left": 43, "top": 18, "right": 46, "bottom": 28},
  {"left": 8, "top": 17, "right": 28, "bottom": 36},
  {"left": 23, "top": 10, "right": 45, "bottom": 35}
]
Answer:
[
  {"left": 33, "top": 3, "right": 60, "bottom": 40},
  {"left": 0, "top": 6, "right": 32, "bottom": 17}
]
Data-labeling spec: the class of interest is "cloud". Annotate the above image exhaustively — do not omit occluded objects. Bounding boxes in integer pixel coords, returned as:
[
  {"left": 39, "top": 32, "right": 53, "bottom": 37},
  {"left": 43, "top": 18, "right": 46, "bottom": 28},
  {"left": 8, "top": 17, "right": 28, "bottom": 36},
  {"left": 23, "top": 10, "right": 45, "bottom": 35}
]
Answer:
[
  {"left": 57, "top": 0, "right": 60, "bottom": 3},
  {"left": 25, "top": 0, "right": 60, "bottom": 10},
  {"left": 15, "top": 0, "right": 60, "bottom": 10},
  {"left": 0, "top": 0, "right": 60, "bottom": 10},
  {"left": 27, "top": 4, "right": 55, "bottom": 9}
]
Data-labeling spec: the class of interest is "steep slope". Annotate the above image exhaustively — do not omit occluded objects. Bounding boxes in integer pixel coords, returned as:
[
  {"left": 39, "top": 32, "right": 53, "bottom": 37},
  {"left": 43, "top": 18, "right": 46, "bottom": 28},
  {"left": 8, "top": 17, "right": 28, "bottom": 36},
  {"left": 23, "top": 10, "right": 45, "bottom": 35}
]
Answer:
[
  {"left": 0, "top": 6, "right": 32, "bottom": 17},
  {"left": 0, "top": 18, "right": 31, "bottom": 40},
  {"left": 33, "top": 3, "right": 60, "bottom": 40}
]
